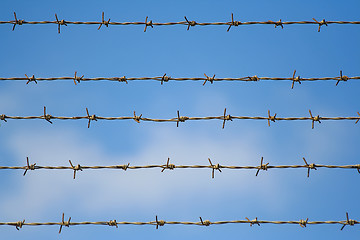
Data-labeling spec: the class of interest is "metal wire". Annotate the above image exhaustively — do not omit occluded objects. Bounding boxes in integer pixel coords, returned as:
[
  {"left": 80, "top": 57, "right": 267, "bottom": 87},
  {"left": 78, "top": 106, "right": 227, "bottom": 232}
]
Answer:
[
  {"left": 2, "top": 157, "right": 359, "bottom": 179},
  {"left": 0, "top": 71, "right": 359, "bottom": 88},
  {"left": 2, "top": 12, "right": 360, "bottom": 33},
  {"left": 1, "top": 212, "right": 358, "bottom": 232},
  {"left": 1, "top": 108, "right": 359, "bottom": 129}
]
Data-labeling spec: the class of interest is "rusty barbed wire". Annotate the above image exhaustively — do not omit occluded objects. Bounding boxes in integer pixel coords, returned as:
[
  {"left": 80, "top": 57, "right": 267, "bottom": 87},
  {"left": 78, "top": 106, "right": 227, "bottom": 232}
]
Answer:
[
  {"left": 1, "top": 107, "right": 359, "bottom": 129},
  {"left": 1, "top": 157, "right": 359, "bottom": 179},
  {"left": 1, "top": 71, "right": 359, "bottom": 88},
  {"left": 2, "top": 12, "right": 360, "bottom": 33},
  {"left": 1, "top": 212, "right": 358, "bottom": 232}
]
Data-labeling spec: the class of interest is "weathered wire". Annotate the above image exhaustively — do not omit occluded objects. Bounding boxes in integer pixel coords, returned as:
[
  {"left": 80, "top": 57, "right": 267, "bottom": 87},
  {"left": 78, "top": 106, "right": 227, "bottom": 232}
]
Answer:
[
  {"left": 1, "top": 212, "right": 358, "bottom": 232},
  {"left": 1, "top": 108, "right": 359, "bottom": 129},
  {"left": 2, "top": 12, "right": 360, "bottom": 33},
  {"left": 1, "top": 157, "right": 359, "bottom": 179},
  {"left": 1, "top": 71, "right": 359, "bottom": 88}
]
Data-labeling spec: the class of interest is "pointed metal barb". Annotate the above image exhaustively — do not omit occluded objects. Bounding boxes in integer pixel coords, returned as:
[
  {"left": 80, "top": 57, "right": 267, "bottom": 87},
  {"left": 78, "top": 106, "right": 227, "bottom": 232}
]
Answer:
[
  {"left": 313, "top": 18, "right": 327, "bottom": 32},
  {"left": 12, "top": 12, "right": 24, "bottom": 31},
  {"left": 255, "top": 157, "right": 269, "bottom": 176},
  {"left": 356, "top": 112, "right": 360, "bottom": 124},
  {"left": 203, "top": 73, "right": 215, "bottom": 86},
  {"left": 199, "top": 217, "right": 211, "bottom": 226},
  {"left": 341, "top": 212, "right": 357, "bottom": 230},
  {"left": 291, "top": 70, "right": 302, "bottom": 89},
  {"left": 55, "top": 14, "right": 67, "bottom": 34},
  {"left": 155, "top": 215, "right": 165, "bottom": 229},
  {"left": 299, "top": 218, "right": 308, "bottom": 228},
  {"left": 161, "top": 73, "right": 170, "bottom": 85},
  {"left": 98, "top": 12, "right": 110, "bottom": 30},
  {"left": 246, "top": 217, "right": 260, "bottom": 226},
  {"left": 108, "top": 220, "right": 118, "bottom": 228},
  {"left": 117, "top": 76, "right": 128, "bottom": 84},
  {"left": 119, "top": 163, "right": 130, "bottom": 171},
  {"left": 73, "top": 71, "right": 84, "bottom": 85},
  {"left": 43, "top": 106, "right": 53, "bottom": 124},
  {"left": 176, "top": 110, "right": 188, "bottom": 127},
  {"left": 248, "top": 75, "right": 259, "bottom": 81},
  {"left": 25, "top": 74, "right": 37, "bottom": 84},
  {"left": 208, "top": 158, "right": 222, "bottom": 179},
  {"left": 336, "top": 70, "right": 349, "bottom": 86},
  {"left": 144, "top": 16, "right": 153, "bottom": 32},
  {"left": 227, "top": 13, "right": 241, "bottom": 32},
  {"left": 69, "top": 160, "right": 82, "bottom": 179},
  {"left": 303, "top": 157, "right": 317, "bottom": 177},
  {"left": 133, "top": 111, "right": 142, "bottom": 123},
  {"left": 269, "top": 19, "right": 283, "bottom": 29},
  {"left": 15, "top": 219, "right": 25, "bottom": 230},
  {"left": 86, "top": 108, "right": 97, "bottom": 128},
  {"left": 267, "top": 110, "right": 277, "bottom": 127},
  {"left": 0, "top": 114, "right": 7, "bottom": 122},
  {"left": 222, "top": 108, "right": 232, "bottom": 129},
  {"left": 161, "top": 158, "right": 175, "bottom": 172},
  {"left": 23, "top": 157, "right": 36, "bottom": 176},
  {"left": 184, "top": 16, "right": 196, "bottom": 30},
  {"left": 309, "top": 110, "right": 321, "bottom": 129},
  {"left": 59, "top": 213, "right": 71, "bottom": 234}
]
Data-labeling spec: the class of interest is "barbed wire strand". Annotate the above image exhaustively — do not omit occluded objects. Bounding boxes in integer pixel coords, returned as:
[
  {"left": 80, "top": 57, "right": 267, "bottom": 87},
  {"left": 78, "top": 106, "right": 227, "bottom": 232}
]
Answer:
[
  {"left": 1, "top": 212, "right": 358, "bottom": 232},
  {"left": 2, "top": 12, "right": 360, "bottom": 33},
  {"left": 1, "top": 108, "right": 359, "bottom": 129},
  {"left": 1, "top": 70, "right": 359, "bottom": 88},
  {"left": 1, "top": 157, "right": 359, "bottom": 179}
]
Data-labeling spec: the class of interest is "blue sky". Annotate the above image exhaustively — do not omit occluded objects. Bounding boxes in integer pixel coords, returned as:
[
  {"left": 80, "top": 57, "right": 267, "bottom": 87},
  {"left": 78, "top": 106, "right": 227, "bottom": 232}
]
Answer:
[{"left": 0, "top": 0, "right": 359, "bottom": 239}]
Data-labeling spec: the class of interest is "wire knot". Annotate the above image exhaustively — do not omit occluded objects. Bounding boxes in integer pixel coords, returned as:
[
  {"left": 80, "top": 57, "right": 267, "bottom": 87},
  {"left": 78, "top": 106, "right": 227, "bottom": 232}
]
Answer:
[
  {"left": 356, "top": 164, "right": 360, "bottom": 174},
  {"left": 267, "top": 110, "right": 277, "bottom": 126},
  {"left": 108, "top": 220, "right": 118, "bottom": 228},
  {"left": 248, "top": 75, "right": 259, "bottom": 81},
  {"left": 184, "top": 16, "right": 196, "bottom": 30},
  {"left": 55, "top": 14, "right": 67, "bottom": 34},
  {"left": 23, "top": 157, "right": 36, "bottom": 176},
  {"left": 356, "top": 112, "right": 360, "bottom": 124},
  {"left": 133, "top": 111, "right": 142, "bottom": 123},
  {"left": 176, "top": 110, "right": 188, "bottom": 127},
  {"left": 144, "top": 16, "right": 153, "bottom": 32},
  {"left": 73, "top": 71, "right": 84, "bottom": 85},
  {"left": 299, "top": 218, "right": 308, "bottom": 228},
  {"left": 269, "top": 19, "right": 283, "bottom": 29},
  {"left": 208, "top": 158, "right": 222, "bottom": 178},
  {"left": 25, "top": 74, "right": 37, "bottom": 84},
  {"left": 59, "top": 213, "right": 71, "bottom": 234},
  {"left": 303, "top": 157, "right": 317, "bottom": 177},
  {"left": 98, "top": 12, "right": 110, "bottom": 30},
  {"left": 161, "top": 73, "right": 170, "bottom": 85},
  {"left": 222, "top": 108, "right": 233, "bottom": 129},
  {"left": 12, "top": 12, "right": 24, "bottom": 31},
  {"left": 227, "top": 13, "right": 241, "bottom": 32},
  {"left": 155, "top": 216, "right": 165, "bottom": 229},
  {"left": 161, "top": 158, "right": 175, "bottom": 172},
  {"left": 336, "top": 70, "right": 348, "bottom": 86},
  {"left": 69, "top": 160, "right": 82, "bottom": 179},
  {"left": 86, "top": 108, "right": 97, "bottom": 128},
  {"left": 15, "top": 220, "right": 25, "bottom": 230},
  {"left": 291, "top": 70, "right": 302, "bottom": 89},
  {"left": 341, "top": 212, "right": 357, "bottom": 230},
  {"left": 309, "top": 110, "right": 321, "bottom": 129},
  {"left": 116, "top": 76, "right": 128, "bottom": 84},
  {"left": 246, "top": 217, "right": 260, "bottom": 226},
  {"left": 203, "top": 73, "right": 215, "bottom": 86},
  {"left": 313, "top": 18, "right": 327, "bottom": 32},
  {"left": 200, "top": 217, "right": 211, "bottom": 226},
  {"left": 43, "top": 106, "right": 53, "bottom": 124},
  {"left": 256, "top": 157, "right": 269, "bottom": 176},
  {"left": 0, "top": 114, "right": 7, "bottom": 122}
]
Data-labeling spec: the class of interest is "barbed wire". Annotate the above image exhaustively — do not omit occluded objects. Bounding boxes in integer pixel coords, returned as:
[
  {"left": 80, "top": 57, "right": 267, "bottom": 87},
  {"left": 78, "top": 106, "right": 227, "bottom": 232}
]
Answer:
[
  {"left": 2, "top": 12, "right": 360, "bottom": 33},
  {"left": 1, "top": 107, "right": 359, "bottom": 129},
  {"left": 1, "top": 157, "right": 359, "bottom": 179},
  {"left": 1, "top": 70, "right": 359, "bottom": 88},
  {"left": 1, "top": 212, "right": 358, "bottom": 232}
]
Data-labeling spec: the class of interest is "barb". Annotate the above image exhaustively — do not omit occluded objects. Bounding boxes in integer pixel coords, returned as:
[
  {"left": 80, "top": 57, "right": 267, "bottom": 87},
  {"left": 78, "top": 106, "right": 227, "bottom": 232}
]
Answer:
[
  {"left": 1, "top": 109, "right": 359, "bottom": 128},
  {"left": 98, "top": 12, "right": 110, "bottom": 30},
  {"left": 12, "top": 12, "right": 24, "bottom": 31},
  {"left": 2, "top": 72, "right": 359, "bottom": 86},
  {"left": 1, "top": 15, "right": 359, "bottom": 32},
  {"left": 1, "top": 214, "right": 358, "bottom": 230},
  {"left": 2, "top": 157, "right": 360, "bottom": 179}
]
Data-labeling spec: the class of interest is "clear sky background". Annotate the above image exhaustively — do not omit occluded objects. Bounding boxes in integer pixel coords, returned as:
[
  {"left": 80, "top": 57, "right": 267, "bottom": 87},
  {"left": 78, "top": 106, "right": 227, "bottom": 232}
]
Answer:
[{"left": 0, "top": 0, "right": 359, "bottom": 239}]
